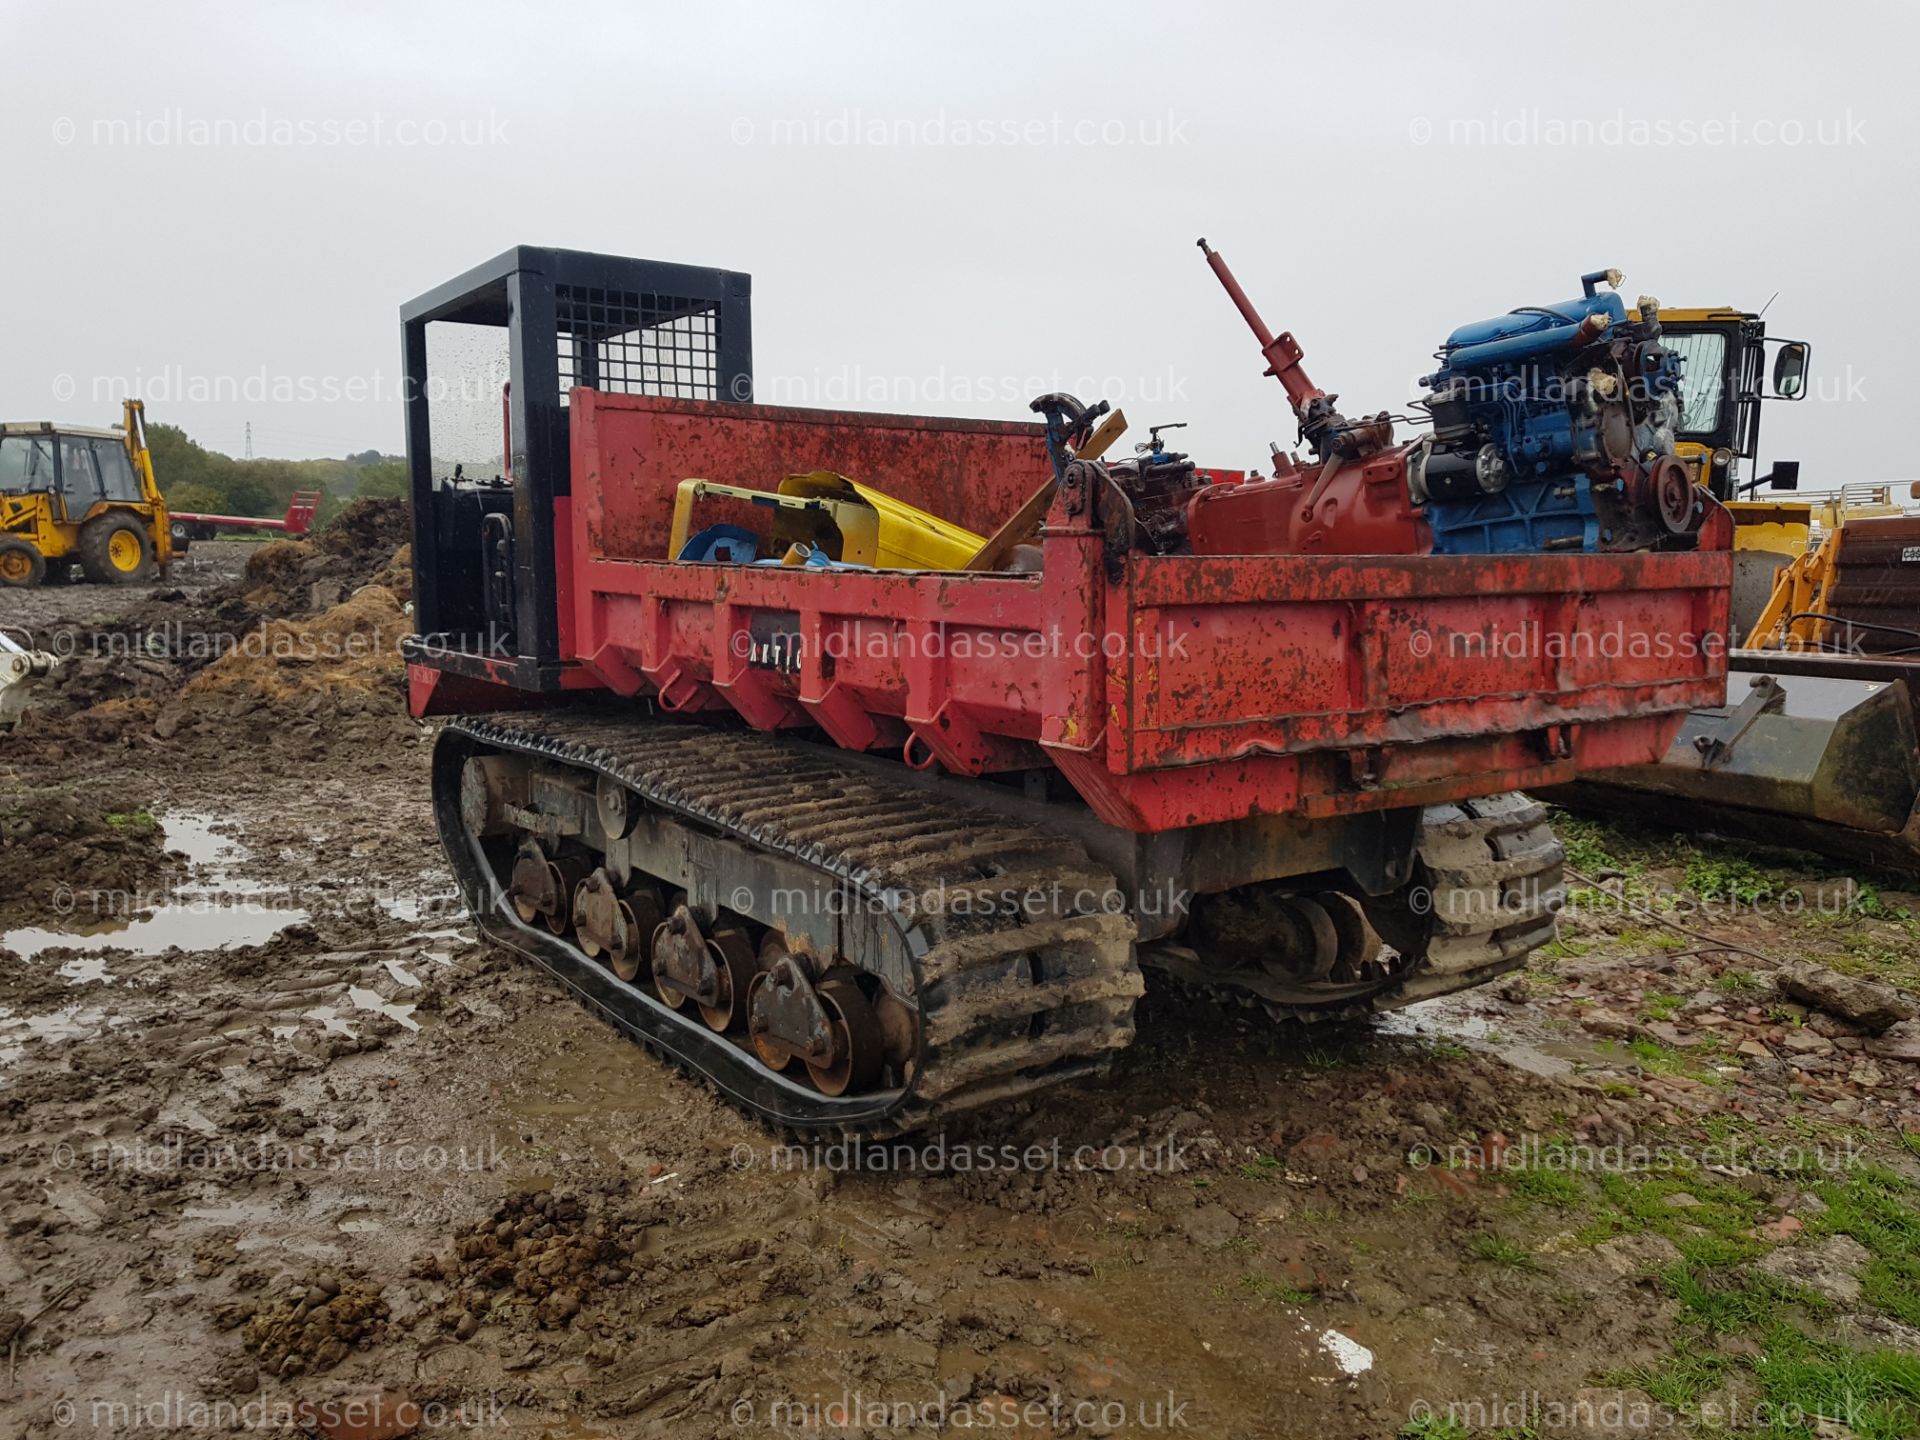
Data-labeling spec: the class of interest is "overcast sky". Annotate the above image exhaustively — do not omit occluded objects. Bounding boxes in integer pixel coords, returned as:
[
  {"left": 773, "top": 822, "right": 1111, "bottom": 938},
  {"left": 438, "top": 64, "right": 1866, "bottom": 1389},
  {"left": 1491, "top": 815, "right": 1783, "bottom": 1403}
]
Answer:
[{"left": 6, "top": 0, "right": 1913, "bottom": 492}]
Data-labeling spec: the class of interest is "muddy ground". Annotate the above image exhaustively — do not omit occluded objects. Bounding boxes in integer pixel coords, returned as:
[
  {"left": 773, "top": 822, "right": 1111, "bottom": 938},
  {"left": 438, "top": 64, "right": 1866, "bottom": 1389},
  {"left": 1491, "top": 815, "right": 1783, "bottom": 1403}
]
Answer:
[{"left": 1, "top": 522, "right": 1917, "bottom": 1439}]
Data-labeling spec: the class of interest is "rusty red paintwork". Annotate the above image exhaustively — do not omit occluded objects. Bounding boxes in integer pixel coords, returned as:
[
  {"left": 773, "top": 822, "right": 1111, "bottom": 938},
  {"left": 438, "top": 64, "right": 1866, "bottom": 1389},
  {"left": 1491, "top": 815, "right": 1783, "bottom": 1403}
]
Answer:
[
  {"left": 1187, "top": 450, "right": 1432, "bottom": 557},
  {"left": 459, "top": 390, "right": 1740, "bottom": 833}
]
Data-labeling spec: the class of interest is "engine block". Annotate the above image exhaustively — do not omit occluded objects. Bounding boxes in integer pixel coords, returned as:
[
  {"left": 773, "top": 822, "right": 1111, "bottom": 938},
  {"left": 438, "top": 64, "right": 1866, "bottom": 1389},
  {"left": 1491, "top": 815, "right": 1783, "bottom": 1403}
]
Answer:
[{"left": 1414, "top": 270, "right": 1697, "bottom": 554}]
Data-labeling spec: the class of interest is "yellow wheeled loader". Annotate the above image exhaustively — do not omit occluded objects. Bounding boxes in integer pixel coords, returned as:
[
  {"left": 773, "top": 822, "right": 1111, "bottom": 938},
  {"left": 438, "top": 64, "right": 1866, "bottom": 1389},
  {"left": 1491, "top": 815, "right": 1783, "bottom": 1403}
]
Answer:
[
  {"left": 1553, "top": 508, "right": 1920, "bottom": 874},
  {"left": 0, "top": 399, "right": 171, "bottom": 587},
  {"left": 1546, "top": 313, "right": 1920, "bottom": 872}
]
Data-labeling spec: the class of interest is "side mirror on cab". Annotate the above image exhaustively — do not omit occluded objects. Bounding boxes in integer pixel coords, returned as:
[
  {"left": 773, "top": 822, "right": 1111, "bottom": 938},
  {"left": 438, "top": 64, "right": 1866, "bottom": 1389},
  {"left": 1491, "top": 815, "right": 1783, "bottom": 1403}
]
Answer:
[{"left": 1770, "top": 342, "right": 1810, "bottom": 400}]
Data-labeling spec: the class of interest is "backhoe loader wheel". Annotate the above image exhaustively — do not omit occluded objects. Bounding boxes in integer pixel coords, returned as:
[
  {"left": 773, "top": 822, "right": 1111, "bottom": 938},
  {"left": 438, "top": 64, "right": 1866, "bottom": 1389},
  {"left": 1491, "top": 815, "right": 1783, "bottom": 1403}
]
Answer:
[
  {"left": 0, "top": 540, "right": 45, "bottom": 588},
  {"left": 79, "top": 514, "right": 153, "bottom": 584}
]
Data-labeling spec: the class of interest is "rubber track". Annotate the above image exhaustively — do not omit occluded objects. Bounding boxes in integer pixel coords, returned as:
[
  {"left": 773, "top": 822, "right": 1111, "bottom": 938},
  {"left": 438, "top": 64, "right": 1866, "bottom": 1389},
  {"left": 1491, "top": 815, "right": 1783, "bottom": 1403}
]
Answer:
[
  {"left": 1413, "top": 792, "right": 1566, "bottom": 976},
  {"left": 445, "top": 712, "right": 1143, "bottom": 1135},
  {"left": 1179, "top": 792, "right": 1565, "bottom": 1026}
]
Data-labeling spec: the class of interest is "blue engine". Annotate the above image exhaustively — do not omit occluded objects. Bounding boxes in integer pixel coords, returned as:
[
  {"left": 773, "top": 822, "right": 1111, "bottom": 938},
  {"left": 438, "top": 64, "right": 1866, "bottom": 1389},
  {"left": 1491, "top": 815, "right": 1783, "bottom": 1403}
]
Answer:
[{"left": 1413, "top": 270, "right": 1695, "bottom": 554}]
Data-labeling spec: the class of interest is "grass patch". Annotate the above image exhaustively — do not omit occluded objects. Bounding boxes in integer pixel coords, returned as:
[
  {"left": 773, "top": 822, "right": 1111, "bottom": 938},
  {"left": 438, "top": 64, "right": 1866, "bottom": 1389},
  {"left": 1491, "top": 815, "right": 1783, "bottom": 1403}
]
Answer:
[
  {"left": 1608, "top": 1166, "right": 1920, "bottom": 1439},
  {"left": 1554, "top": 814, "right": 1624, "bottom": 874},
  {"left": 104, "top": 809, "right": 157, "bottom": 834},
  {"left": 1823, "top": 933, "right": 1920, "bottom": 993},
  {"left": 1641, "top": 992, "right": 1686, "bottom": 1022},
  {"left": 1749, "top": 1324, "right": 1920, "bottom": 1440},
  {"left": 1684, "top": 852, "right": 1790, "bottom": 906},
  {"left": 1508, "top": 1165, "right": 1582, "bottom": 1209},
  {"left": 1614, "top": 1342, "right": 1729, "bottom": 1409},
  {"left": 1468, "top": 1232, "right": 1540, "bottom": 1272},
  {"left": 1538, "top": 936, "right": 1592, "bottom": 961},
  {"left": 1659, "top": 1262, "right": 1819, "bottom": 1334},
  {"left": 1232, "top": 1271, "right": 1315, "bottom": 1307},
  {"left": 1240, "top": 1154, "right": 1285, "bottom": 1183},
  {"left": 1810, "top": 1167, "right": 1920, "bottom": 1328},
  {"left": 1590, "top": 1036, "right": 1717, "bottom": 1083},
  {"left": 1597, "top": 1172, "right": 1768, "bottom": 1247},
  {"left": 1847, "top": 881, "right": 1909, "bottom": 922}
]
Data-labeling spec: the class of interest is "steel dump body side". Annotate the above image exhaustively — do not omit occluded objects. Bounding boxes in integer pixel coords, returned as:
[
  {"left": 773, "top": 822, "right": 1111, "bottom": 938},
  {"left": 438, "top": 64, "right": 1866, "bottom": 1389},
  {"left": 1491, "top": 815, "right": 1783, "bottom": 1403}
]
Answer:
[{"left": 534, "top": 391, "right": 1734, "bottom": 833}]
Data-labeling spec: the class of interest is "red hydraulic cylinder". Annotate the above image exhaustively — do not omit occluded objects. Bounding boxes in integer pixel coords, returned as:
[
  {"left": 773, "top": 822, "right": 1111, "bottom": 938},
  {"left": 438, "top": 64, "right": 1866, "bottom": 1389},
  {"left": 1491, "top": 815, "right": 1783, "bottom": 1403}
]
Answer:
[{"left": 1197, "top": 237, "right": 1328, "bottom": 419}]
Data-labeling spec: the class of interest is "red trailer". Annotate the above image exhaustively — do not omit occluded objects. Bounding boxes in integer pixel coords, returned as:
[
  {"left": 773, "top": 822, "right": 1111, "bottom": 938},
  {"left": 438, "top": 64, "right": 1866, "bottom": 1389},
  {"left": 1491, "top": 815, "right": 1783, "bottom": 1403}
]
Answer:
[
  {"left": 401, "top": 247, "right": 1731, "bottom": 1133},
  {"left": 169, "top": 490, "right": 320, "bottom": 550}
]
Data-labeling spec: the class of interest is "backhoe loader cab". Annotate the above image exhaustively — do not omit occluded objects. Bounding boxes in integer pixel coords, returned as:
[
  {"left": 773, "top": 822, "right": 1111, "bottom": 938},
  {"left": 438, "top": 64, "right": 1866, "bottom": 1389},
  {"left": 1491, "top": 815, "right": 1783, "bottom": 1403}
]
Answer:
[{"left": 0, "top": 399, "right": 171, "bottom": 587}]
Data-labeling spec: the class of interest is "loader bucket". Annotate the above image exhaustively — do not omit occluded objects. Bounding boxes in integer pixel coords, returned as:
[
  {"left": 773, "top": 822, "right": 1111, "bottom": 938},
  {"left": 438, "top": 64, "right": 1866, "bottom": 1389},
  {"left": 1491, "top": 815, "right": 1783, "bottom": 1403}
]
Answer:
[
  {"left": 1545, "top": 662, "right": 1920, "bottom": 875},
  {"left": 0, "top": 633, "right": 60, "bottom": 729}
]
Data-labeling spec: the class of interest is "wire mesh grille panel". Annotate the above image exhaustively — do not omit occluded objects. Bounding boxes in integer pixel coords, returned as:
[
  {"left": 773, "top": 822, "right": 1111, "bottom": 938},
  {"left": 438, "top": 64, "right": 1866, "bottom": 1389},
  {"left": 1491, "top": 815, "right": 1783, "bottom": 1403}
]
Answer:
[{"left": 556, "top": 286, "right": 722, "bottom": 404}]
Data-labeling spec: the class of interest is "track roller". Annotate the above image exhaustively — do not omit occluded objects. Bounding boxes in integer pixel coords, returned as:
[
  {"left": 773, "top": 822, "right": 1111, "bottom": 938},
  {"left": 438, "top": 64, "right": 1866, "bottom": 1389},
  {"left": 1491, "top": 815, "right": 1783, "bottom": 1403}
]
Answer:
[
  {"left": 701, "top": 927, "right": 756, "bottom": 1033},
  {"left": 650, "top": 902, "right": 705, "bottom": 1013},
  {"left": 572, "top": 867, "right": 654, "bottom": 983},
  {"left": 616, "top": 884, "right": 664, "bottom": 984},
  {"left": 808, "top": 972, "right": 885, "bottom": 1097}
]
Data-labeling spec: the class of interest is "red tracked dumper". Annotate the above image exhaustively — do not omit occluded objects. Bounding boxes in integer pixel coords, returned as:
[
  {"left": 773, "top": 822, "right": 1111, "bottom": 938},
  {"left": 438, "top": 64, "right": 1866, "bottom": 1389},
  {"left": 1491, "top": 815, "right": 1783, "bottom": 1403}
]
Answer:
[{"left": 402, "top": 245, "right": 1733, "bottom": 1134}]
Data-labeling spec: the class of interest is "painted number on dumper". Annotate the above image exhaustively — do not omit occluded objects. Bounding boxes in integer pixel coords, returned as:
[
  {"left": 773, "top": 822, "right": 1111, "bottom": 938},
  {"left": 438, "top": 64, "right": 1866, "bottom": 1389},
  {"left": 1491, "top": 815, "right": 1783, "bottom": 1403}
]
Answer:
[{"left": 746, "top": 611, "right": 804, "bottom": 674}]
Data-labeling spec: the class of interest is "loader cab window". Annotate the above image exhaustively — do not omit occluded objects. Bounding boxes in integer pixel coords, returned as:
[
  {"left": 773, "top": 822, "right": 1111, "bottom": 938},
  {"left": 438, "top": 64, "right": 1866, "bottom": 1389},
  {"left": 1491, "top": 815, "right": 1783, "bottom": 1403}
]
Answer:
[
  {"left": 58, "top": 436, "right": 102, "bottom": 509},
  {"left": 0, "top": 434, "right": 59, "bottom": 495},
  {"left": 56, "top": 436, "right": 140, "bottom": 507},
  {"left": 90, "top": 439, "right": 141, "bottom": 502},
  {"left": 1665, "top": 330, "right": 1730, "bottom": 436}
]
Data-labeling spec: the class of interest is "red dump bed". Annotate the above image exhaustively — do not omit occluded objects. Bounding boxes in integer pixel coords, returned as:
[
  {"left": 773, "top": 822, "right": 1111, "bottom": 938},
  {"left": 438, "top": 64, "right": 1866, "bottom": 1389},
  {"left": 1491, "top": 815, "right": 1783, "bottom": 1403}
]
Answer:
[{"left": 420, "top": 392, "right": 1733, "bottom": 833}]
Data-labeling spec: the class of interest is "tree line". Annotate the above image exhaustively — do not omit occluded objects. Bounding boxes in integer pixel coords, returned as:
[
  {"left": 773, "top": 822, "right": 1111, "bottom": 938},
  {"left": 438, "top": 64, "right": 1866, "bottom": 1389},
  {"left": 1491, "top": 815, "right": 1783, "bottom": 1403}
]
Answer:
[{"left": 149, "top": 424, "right": 405, "bottom": 523}]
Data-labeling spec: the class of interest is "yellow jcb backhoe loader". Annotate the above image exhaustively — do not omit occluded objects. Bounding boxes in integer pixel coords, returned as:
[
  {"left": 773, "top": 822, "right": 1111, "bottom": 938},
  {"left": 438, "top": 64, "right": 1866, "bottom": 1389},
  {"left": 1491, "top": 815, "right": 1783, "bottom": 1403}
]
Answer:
[{"left": 0, "top": 399, "right": 171, "bottom": 587}]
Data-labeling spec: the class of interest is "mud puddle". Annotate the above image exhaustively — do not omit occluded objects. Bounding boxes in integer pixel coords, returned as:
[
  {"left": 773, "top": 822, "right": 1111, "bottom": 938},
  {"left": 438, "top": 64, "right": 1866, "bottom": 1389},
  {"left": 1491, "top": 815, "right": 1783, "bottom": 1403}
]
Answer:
[
  {"left": 1, "top": 809, "right": 309, "bottom": 960},
  {"left": 1380, "top": 989, "right": 1620, "bottom": 1077},
  {"left": 0, "top": 1002, "right": 130, "bottom": 1065}
]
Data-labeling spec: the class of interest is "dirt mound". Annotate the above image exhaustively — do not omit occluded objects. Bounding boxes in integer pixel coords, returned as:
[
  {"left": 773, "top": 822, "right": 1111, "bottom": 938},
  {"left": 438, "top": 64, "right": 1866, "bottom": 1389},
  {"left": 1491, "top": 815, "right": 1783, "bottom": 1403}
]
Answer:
[
  {"left": 220, "top": 499, "right": 412, "bottom": 620},
  {"left": 6, "top": 502, "right": 417, "bottom": 760},
  {"left": 0, "top": 783, "right": 179, "bottom": 931},
  {"left": 416, "top": 1185, "right": 647, "bottom": 1335},
  {"left": 240, "top": 538, "right": 315, "bottom": 595},
  {"left": 222, "top": 1271, "right": 389, "bottom": 1377},
  {"left": 183, "top": 585, "right": 407, "bottom": 701},
  {"left": 152, "top": 585, "right": 411, "bottom": 744},
  {"left": 318, "top": 497, "right": 410, "bottom": 569}
]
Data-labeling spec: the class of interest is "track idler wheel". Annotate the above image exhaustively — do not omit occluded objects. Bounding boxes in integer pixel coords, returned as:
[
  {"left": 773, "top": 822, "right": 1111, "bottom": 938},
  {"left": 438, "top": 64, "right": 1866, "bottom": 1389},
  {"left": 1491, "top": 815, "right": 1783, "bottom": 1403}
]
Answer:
[
  {"left": 509, "top": 842, "right": 554, "bottom": 926},
  {"left": 1190, "top": 885, "right": 1381, "bottom": 990},
  {"left": 1312, "top": 890, "right": 1379, "bottom": 983},
  {"left": 595, "top": 773, "right": 636, "bottom": 840},
  {"left": 746, "top": 934, "right": 803, "bottom": 1071},
  {"left": 747, "top": 946, "right": 823, "bottom": 1073}
]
